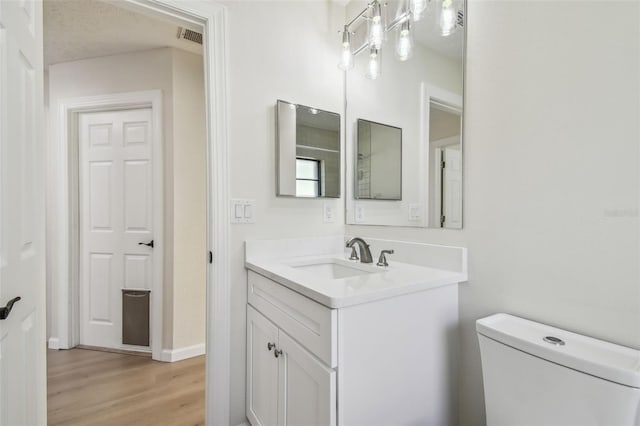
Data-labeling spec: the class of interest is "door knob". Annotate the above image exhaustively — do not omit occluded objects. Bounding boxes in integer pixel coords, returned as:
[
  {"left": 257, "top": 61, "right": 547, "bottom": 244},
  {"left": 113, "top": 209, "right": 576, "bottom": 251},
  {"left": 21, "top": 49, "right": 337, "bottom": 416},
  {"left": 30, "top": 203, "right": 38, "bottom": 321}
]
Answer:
[
  {"left": 138, "top": 240, "right": 154, "bottom": 248},
  {"left": 0, "top": 296, "right": 21, "bottom": 320}
]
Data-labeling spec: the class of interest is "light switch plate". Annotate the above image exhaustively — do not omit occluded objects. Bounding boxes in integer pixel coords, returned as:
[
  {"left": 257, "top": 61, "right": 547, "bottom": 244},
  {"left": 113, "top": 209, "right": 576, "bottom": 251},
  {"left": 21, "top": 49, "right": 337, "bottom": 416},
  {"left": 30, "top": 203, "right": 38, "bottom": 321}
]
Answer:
[
  {"left": 409, "top": 204, "right": 422, "bottom": 221},
  {"left": 231, "top": 199, "right": 255, "bottom": 224},
  {"left": 355, "top": 203, "right": 365, "bottom": 223},
  {"left": 323, "top": 202, "right": 335, "bottom": 223}
]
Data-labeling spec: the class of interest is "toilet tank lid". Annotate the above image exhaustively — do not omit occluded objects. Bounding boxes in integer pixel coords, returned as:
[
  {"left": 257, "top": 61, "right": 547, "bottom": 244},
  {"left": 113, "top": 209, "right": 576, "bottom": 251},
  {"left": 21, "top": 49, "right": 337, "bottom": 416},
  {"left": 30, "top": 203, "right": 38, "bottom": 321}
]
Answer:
[{"left": 476, "top": 313, "right": 640, "bottom": 389}]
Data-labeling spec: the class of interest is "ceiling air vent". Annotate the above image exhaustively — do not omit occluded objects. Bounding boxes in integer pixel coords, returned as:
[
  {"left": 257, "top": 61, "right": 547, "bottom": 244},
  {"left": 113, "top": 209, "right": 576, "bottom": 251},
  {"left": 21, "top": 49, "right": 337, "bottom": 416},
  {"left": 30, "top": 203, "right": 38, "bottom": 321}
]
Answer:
[{"left": 177, "top": 27, "right": 203, "bottom": 45}]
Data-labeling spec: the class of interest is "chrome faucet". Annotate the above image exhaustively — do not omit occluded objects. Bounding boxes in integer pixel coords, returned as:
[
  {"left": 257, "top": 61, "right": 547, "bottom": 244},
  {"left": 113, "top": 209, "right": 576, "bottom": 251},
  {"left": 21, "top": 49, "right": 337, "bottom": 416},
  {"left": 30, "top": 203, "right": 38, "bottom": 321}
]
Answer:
[
  {"left": 345, "top": 237, "right": 373, "bottom": 264},
  {"left": 376, "top": 249, "right": 394, "bottom": 267}
]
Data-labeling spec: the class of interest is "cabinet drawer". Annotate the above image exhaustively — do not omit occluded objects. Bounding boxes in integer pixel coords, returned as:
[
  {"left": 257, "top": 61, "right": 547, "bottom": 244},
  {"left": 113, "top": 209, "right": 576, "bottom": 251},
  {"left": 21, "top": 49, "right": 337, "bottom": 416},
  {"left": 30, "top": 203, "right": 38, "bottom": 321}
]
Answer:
[{"left": 248, "top": 271, "right": 337, "bottom": 367}]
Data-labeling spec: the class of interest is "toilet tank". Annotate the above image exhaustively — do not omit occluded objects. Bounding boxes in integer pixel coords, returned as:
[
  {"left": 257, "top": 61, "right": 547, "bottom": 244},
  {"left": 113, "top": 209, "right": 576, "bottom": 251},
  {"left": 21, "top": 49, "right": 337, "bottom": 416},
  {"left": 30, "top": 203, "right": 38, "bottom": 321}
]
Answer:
[{"left": 477, "top": 313, "right": 640, "bottom": 426}]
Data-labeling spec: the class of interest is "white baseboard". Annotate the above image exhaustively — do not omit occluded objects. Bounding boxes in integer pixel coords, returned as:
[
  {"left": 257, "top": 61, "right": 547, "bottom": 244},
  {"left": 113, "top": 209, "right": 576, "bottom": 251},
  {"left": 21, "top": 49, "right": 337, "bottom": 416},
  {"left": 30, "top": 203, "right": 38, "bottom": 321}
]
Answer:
[
  {"left": 48, "top": 337, "right": 60, "bottom": 350},
  {"left": 159, "top": 343, "right": 205, "bottom": 362}
]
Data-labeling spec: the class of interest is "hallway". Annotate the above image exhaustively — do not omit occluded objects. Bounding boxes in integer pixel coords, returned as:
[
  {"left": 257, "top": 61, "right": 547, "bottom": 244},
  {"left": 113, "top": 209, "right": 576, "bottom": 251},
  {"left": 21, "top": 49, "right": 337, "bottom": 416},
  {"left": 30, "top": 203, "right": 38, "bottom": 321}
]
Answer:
[{"left": 47, "top": 349, "right": 205, "bottom": 425}]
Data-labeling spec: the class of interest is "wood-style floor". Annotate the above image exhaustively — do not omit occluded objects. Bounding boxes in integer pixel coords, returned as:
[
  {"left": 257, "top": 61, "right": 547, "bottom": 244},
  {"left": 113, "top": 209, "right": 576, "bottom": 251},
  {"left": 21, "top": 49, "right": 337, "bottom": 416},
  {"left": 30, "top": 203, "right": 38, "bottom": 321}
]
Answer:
[{"left": 47, "top": 348, "right": 205, "bottom": 426}]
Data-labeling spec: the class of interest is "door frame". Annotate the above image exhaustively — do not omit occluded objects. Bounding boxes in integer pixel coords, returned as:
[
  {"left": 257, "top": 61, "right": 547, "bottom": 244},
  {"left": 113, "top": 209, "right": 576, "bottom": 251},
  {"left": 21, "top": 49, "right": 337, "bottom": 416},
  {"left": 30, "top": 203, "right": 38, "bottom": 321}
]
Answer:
[
  {"left": 434, "top": 146, "right": 443, "bottom": 227},
  {"left": 60, "top": 90, "right": 164, "bottom": 358},
  {"left": 47, "top": 1, "right": 230, "bottom": 424}
]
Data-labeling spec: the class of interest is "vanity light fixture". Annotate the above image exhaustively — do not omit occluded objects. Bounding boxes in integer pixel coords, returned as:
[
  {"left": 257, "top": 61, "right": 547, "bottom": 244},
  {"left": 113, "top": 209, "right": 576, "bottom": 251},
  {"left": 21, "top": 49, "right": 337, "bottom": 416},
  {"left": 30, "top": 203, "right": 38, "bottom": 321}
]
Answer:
[
  {"left": 338, "top": 0, "right": 461, "bottom": 77},
  {"left": 396, "top": 19, "right": 413, "bottom": 61},
  {"left": 337, "top": 25, "right": 354, "bottom": 71},
  {"left": 368, "top": 0, "right": 384, "bottom": 50},
  {"left": 366, "top": 46, "right": 381, "bottom": 80},
  {"left": 410, "top": 0, "right": 428, "bottom": 21},
  {"left": 439, "top": 0, "right": 457, "bottom": 36}
]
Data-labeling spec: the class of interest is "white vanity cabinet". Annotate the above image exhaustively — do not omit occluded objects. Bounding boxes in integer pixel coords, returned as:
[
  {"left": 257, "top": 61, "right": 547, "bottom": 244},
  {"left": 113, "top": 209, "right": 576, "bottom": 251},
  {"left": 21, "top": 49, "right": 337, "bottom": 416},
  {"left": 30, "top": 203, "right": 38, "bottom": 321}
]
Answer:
[
  {"left": 246, "top": 306, "right": 336, "bottom": 426},
  {"left": 246, "top": 272, "right": 337, "bottom": 426},
  {"left": 246, "top": 269, "right": 459, "bottom": 426}
]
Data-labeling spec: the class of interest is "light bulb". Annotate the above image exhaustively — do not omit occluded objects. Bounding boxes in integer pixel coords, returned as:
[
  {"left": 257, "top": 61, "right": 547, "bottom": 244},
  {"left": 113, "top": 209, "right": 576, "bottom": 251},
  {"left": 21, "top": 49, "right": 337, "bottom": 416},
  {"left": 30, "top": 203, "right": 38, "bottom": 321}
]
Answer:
[
  {"left": 440, "top": 0, "right": 457, "bottom": 36},
  {"left": 366, "top": 47, "right": 381, "bottom": 80},
  {"left": 410, "top": 0, "right": 428, "bottom": 22},
  {"left": 368, "top": 0, "right": 384, "bottom": 49},
  {"left": 369, "top": 21, "right": 383, "bottom": 49},
  {"left": 371, "top": 0, "right": 382, "bottom": 23},
  {"left": 395, "top": 20, "right": 413, "bottom": 61},
  {"left": 337, "top": 26, "right": 354, "bottom": 71}
]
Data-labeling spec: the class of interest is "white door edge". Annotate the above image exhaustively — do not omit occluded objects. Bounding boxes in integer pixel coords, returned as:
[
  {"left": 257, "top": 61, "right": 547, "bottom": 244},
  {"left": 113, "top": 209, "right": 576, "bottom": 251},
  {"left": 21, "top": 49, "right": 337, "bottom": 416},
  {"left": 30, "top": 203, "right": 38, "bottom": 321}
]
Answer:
[
  {"left": 46, "top": 2, "right": 231, "bottom": 425},
  {"left": 434, "top": 147, "right": 443, "bottom": 227}
]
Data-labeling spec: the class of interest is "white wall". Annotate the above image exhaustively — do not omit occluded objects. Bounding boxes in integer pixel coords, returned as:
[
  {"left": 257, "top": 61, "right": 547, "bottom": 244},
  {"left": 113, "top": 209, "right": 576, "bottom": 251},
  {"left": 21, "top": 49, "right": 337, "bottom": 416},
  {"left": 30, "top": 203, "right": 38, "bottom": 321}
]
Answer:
[
  {"left": 170, "top": 49, "right": 207, "bottom": 350},
  {"left": 47, "top": 47, "right": 206, "bottom": 354},
  {"left": 221, "top": 1, "right": 345, "bottom": 423},
  {"left": 346, "top": 1, "right": 640, "bottom": 424}
]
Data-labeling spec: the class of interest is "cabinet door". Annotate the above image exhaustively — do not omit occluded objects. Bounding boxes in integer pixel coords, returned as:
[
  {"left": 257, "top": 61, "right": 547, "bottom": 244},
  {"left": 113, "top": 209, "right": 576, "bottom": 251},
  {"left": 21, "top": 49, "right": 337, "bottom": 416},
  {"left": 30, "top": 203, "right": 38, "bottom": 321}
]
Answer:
[
  {"left": 278, "top": 331, "right": 336, "bottom": 426},
  {"left": 247, "top": 306, "right": 279, "bottom": 426}
]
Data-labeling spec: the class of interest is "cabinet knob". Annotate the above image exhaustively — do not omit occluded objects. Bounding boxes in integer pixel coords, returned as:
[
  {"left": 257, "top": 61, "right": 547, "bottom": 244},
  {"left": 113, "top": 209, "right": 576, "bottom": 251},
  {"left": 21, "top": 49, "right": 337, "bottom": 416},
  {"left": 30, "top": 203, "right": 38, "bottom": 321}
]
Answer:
[
  {"left": 267, "top": 342, "right": 276, "bottom": 351},
  {"left": 274, "top": 349, "right": 283, "bottom": 358}
]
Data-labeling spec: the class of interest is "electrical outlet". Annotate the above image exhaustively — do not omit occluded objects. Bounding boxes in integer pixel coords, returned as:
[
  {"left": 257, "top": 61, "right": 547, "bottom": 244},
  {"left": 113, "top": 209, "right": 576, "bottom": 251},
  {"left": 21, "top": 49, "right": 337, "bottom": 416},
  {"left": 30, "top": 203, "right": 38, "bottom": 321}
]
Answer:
[
  {"left": 409, "top": 204, "right": 421, "bottom": 221},
  {"left": 355, "top": 204, "right": 365, "bottom": 223},
  {"left": 323, "top": 202, "right": 335, "bottom": 223}
]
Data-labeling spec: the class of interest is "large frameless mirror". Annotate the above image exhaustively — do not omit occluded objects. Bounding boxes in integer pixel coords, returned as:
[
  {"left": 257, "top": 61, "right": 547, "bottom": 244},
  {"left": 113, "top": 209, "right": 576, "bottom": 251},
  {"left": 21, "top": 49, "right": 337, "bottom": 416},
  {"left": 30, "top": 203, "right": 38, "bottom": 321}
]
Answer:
[
  {"left": 276, "top": 100, "right": 341, "bottom": 198},
  {"left": 342, "top": 0, "right": 465, "bottom": 228}
]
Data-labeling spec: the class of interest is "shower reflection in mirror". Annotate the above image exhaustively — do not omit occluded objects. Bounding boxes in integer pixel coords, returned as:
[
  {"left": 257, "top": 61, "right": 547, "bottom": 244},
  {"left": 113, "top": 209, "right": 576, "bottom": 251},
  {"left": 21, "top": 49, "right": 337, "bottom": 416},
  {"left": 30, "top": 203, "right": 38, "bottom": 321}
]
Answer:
[{"left": 355, "top": 119, "right": 402, "bottom": 200}]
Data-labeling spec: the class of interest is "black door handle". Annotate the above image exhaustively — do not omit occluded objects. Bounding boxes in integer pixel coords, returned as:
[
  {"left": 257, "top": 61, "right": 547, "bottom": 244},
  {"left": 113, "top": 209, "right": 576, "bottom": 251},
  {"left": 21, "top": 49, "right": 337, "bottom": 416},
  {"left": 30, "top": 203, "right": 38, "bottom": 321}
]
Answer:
[
  {"left": 138, "top": 240, "right": 154, "bottom": 248},
  {"left": 0, "top": 297, "right": 21, "bottom": 320}
]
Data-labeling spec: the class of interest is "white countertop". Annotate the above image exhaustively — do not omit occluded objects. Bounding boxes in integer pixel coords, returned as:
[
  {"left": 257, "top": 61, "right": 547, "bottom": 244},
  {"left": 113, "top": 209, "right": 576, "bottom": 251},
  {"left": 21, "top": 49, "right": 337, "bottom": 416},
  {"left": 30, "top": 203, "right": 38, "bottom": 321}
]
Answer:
[{"left": 245, "top": 254, "right": 467, "bottom": 309}]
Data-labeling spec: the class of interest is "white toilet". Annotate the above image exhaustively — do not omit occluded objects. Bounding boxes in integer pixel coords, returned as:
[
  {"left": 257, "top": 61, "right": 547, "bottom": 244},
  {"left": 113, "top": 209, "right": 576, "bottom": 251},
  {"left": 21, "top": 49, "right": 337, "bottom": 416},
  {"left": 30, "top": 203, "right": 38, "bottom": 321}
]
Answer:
[{"left": 477, "top": 313, "right": 640, "bottom": 426}]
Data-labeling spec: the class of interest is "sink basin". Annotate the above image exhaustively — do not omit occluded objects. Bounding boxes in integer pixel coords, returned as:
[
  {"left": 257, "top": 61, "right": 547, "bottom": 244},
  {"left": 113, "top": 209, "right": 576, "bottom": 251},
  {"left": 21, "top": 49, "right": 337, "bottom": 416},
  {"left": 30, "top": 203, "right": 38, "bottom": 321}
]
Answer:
[{"left": 292, "top": 261, "right": 376, "bottom": 279}]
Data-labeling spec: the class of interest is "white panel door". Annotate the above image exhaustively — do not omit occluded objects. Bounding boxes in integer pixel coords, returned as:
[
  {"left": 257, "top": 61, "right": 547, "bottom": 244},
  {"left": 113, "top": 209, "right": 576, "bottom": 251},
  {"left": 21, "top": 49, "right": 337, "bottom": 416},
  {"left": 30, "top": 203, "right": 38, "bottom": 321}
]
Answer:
[
  {"left": 79, "top": 108, "right": 154, "bottom": 350},
  {"left": 443, "top": 146, "right": 462, "bottom": 229},
  {"left": 247, "top": 306, "right": 279, "bottom": 426},
  {"left": 0, "top": 0, "right": 46, "bottom": 425},
  {"left": 278, "top": 331, "right": 336, "bottom": 426}
]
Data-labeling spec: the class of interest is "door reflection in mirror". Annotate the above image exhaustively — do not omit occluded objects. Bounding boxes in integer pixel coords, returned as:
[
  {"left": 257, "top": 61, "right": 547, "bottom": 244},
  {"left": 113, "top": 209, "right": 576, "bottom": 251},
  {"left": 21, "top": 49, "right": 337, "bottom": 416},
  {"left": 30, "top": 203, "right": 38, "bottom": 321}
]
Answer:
[{"left": 428, "top": 101, "right": 462, "bottom": 228}]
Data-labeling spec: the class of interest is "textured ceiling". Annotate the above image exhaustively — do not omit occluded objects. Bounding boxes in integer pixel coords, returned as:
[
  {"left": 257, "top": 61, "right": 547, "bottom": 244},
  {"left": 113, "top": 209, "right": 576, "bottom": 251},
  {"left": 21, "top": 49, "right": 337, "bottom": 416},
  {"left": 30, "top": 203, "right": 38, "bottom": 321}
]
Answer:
[{"left": 44, "top": 0, "right": 202, "bottom": 67}]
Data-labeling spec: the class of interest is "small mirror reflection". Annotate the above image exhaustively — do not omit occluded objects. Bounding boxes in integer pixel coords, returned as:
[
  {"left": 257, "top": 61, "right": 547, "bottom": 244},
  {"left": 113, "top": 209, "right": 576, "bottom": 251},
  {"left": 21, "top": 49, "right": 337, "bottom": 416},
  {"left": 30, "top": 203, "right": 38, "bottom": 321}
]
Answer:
[
  {"left": 276, "top": 100, "right": 341, "bottom": 198},
  {"left": 356, "top": 119, "right": 402, "bottom": 200}
]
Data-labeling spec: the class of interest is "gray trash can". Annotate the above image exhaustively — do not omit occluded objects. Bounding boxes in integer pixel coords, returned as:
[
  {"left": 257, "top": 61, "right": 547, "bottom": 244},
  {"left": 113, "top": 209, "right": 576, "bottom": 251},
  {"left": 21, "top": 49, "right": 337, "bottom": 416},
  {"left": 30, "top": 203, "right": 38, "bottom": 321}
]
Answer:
[{"left": 122, "top": 289, "right": 150, "bottom": 346}]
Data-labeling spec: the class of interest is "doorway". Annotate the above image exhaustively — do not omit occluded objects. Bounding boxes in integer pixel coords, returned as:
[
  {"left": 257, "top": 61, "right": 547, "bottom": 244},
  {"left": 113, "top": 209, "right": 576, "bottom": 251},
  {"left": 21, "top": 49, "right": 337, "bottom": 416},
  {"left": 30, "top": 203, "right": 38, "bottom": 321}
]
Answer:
[
  {"left": 45, "top": 1, "right": 228, "bottom": 418},
  {"left": 424, "top": 84, "right": 463, "bottom": 229},
  {"left": 430, "top": 102, "right": 462, "bottom": 229}
]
